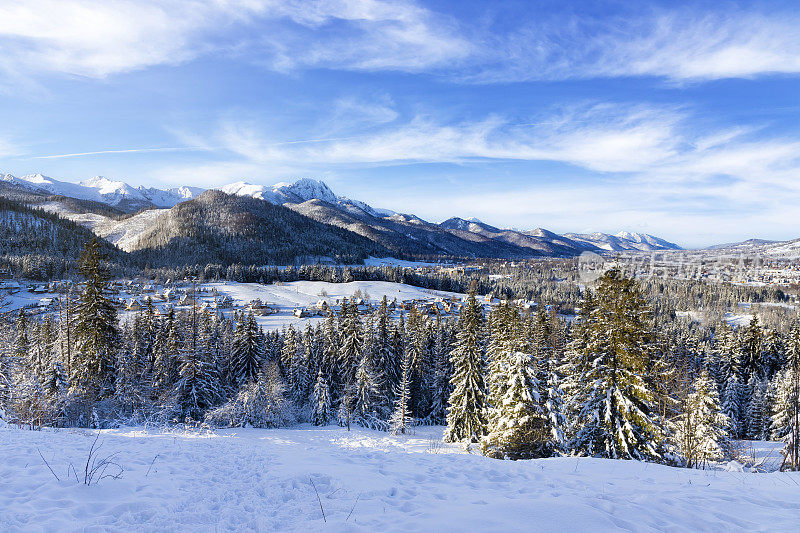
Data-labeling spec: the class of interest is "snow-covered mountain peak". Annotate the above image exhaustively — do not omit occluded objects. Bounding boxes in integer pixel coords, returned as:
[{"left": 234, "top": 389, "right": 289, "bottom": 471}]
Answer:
[{"left": 281, "top": 178, "right": 337, "bottom": 204}]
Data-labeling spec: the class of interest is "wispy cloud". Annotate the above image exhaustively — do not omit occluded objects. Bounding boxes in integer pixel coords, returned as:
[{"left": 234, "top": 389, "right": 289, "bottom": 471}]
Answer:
[
  {"left": 3, "top": 2, "right": 800, "bottom": 85},
  {"left": 0, "top": 0, "right": 470, "bottom": 82},
  {"left": 31, "top": 146, "right": 208, "bottom": 159},
  {"left": 202, "top": 103, "right": 683, "bottom": 172},
  {"left": 470, "top": 7, "right": 800, "bottom": 83}
]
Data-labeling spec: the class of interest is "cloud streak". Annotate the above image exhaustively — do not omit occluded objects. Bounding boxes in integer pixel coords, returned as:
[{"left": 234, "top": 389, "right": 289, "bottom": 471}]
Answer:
[{"left": 31, "top": 146, "right": 208, "bottom": 159}]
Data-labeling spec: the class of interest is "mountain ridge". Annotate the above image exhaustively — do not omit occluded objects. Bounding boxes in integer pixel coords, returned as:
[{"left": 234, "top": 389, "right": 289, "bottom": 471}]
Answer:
[{"left": 0, "top": 171, "right": 684, "bottom": 257}]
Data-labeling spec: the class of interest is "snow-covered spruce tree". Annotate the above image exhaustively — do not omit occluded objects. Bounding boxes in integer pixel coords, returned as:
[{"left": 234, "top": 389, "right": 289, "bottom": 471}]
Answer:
[
  {"left": 762, "top": 328, "right": 785, "bottom": 381},
  {"left": 352, "top": 354, "right": 379, "bottom": 427},
  {"left": 72, "top": 237, "right": 119, "bottom": 399},
  {"left": 560, "top": 290, "right": 595, "bottom": 442},
  {"left": 405, "top": 307, "right": 431, "bottom": 420},
  {"left": 430, "top": 314, "right": 452, "bottom": 424},
  {"left": 0, "top": 304, "right": 21, "bottom": 420},
  {"left": 740, "top": 315, "right": 763, "bottom": 380},
  {"left": 174, "top": 320, "right": 223, "bottom": 421},
  {"left": 482, "top": 351, "right": 553, "bottom": 459},
  {"left": 672, "top": 370, "right": 729, "bottom": 469},
  {"left": 721, "top": 373, "right": 744, "bottom": 438},
  {"left": 745, "top": 376, "right": 769, "bottom": 440},
  {"left": 373, "top": 296, "right": 398, "bottom": 413},
  {"left": 713, "top": 324, "right": 740, "bottom": 393},
  {"left": 14, "top": 309, "right": 29, "bottom": 360},
  {"left": 232, "top": 311, "right": 264, "bottom": 386},
  {"left": 321, "top": 314, "right": 341, "bottom": 402},
  {"left": 771, "top": 322, "right": 800, "bottom": 470},
  {"left": 152, "top": 306, "right": 181, "bottom": 396},
  {"left": 444, "top": 288, "right": 487, "bottom": 443},
  {"left": 337, "top": 300, "right": 364, "bottom": 429},
  {"left": 339, "top": 299, "right": 364, "bottom": 388},
  {"left": 312, "top": 369, "right": 331, "bottom": 426},
  {"left": 569, "top": 269, "right": 664, "bottom": 461},
  {"left": 485, "top": 302, "right": 521, "bottom": 418},
  {"left": 532, "top": 308, "right": 567, "bottom": 452},
  {"left": 389, "top": 344, "right": 413, "bottom": 435}
]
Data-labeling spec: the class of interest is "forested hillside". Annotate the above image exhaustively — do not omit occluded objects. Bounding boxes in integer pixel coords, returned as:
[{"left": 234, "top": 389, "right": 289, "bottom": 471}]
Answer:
[
  {"left": 129, "top": 190, "right": 389, "bottom": 266},
  {"left": 0, "top": 197, "right": 124, "bottom": 279}
]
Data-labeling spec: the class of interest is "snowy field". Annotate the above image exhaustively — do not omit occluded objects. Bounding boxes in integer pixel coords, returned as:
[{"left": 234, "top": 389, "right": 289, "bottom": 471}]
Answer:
[
  {"left": 205, "top": 281, "right": 466, "bottom": 330},
  {"left": 2, "top": 425, "right": 800, "bottom": 532}
]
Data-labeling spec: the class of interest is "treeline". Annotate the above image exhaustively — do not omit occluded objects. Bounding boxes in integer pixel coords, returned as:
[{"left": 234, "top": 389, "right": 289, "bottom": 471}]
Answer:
[{"left": 2, "top": 247, "right": 799, "bottom": 469}]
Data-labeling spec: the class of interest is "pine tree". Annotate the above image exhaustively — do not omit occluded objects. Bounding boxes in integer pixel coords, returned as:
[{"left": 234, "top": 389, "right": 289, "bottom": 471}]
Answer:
[
  {"left": 722, "top": 373, "right": 743, "bottom": 438},
  {"left": 444, "top": 289, "right": 487, "bottom": 443},
  {"left": 152, "top": 307, "right": 180, "bottom": 394},
  {"left": 373, "top": 296, "right": 398, "bottom": 411},
  {"left": 482, "top": 351, "right": 552, "bottom": 459},
  {"left": 430, "top": 314, "right": 452, "bottom": 424},
  {"left": 569, "top": 270, "right": 663, "bottom": 461},
  {"left": 311, "top": 369, "right": 331, "bottom": 426},
  {"left": 353, "top": 356, "right": 377, "bottom": 424},
  {"left": 771, "top": 322, "right": 800, "bottom": 470},
  {"left": 560, "top": 290, "right": 595, "bottom": 442},
  {"left": 745, "top": 376, "right": 768, "bottom": 440},
  {"left": 740, "top": 315, "right": 763, "bottom": 379},
  {"left": 672, "top": 371, "right": 729, "bottom": 468},
  {"left": 389, "top": 345, "right": 413, "bottom": 435},
  {"left": 232, "top": 311, "right": 264, "bottom": 385},
  {"left": 72, "top": 238, "right": 118, "bottom": 398},
  {"left": 337, "top": 300, "right": 364, "bottom": 428},
  {"left": 174, "top": 311, "right": 223, "bottom": 421}
]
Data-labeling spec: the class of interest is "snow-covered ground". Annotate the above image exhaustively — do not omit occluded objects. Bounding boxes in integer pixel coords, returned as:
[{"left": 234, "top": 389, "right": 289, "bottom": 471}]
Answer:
[
  {"left": 362, "top": 256, "right": 451, "bottom": 269},
  {"left": 94, "top": 209, "right": 168, "bottom": 251},
  {"left": 205, "top": 281, "right": 466, "bottom": 330},
  {"left": 2, "top": 425, "right": 799, "bottom": 532}
]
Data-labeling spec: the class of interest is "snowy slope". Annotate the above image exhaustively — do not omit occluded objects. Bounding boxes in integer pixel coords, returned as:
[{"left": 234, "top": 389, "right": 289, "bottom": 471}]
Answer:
[
  {"left": 94, "top": 209, "right": 170, "bottom": 251},
  {"left": 565, "top": 231, "right": 681, "bottom": 251},
  {"left": 203, "top": 280, "right": 465, "bottom": 330},
  {"left": 2, "top": 425, "right": 799, "bottom": 532}
]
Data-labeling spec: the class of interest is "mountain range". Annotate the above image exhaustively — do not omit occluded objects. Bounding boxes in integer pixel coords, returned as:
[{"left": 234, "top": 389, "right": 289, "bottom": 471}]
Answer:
[{"left": 0, "top": 172, "right": 682, "bottom": 261}]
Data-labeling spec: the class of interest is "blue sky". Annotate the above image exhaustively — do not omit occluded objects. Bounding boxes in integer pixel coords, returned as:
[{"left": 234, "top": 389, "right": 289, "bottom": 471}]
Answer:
[{"left": 1, "top": 0, "right": 800, "bottom": 247}]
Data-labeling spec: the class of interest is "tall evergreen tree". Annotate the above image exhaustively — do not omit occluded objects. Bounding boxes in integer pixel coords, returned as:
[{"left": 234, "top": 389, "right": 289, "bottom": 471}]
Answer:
[
  {"left": 232, "top": 311, "right": 264, "bottom": 385},
  {"left": 72, "top": 237, "right": 118, "bottom": 398},
  {"left": 771, "top": 322, "right": 800, "bottom": 470},
  {"left": 312, "top": 369, "right": 331, "bottom": 426},
  {"left": 444, "top": 289, "right": 487, "bottom": 443},
  {"left": 389, "top": 345, "right": 413, "bottom": 435},
  {"left": 569, "top": 270, "right": 663, "bottom": 461},
  {"left": 482, "top": 351, "right": 552, "bottom": 459},
  {"left": 672, "top": 370, "right": 729, "bottom": 468}
]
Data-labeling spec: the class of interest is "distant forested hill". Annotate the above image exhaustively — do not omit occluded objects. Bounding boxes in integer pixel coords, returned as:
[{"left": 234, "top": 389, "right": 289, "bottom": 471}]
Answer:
[{"left": 129, "top": 190, "right": 389, "bottom": 267}]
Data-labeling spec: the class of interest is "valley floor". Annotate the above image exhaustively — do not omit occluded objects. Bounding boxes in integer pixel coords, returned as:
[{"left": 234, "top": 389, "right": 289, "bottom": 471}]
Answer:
[{"left": 1, "top": 424, "right": 799, "bottom": 532}]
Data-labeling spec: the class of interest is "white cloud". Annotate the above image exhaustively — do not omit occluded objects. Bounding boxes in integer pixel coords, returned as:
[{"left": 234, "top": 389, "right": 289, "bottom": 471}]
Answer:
[
  {"left": 202, "top": 104, "right": 683, "bottom": 173},
  {"left": 468, "top": 8, "right": 800, "bottom": 83},
  {"left": 0, "top": 0, "right": 470, "bottom": 81},
  {"left": 4, "top": 2, "right": 799, "bottom": 84}
]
